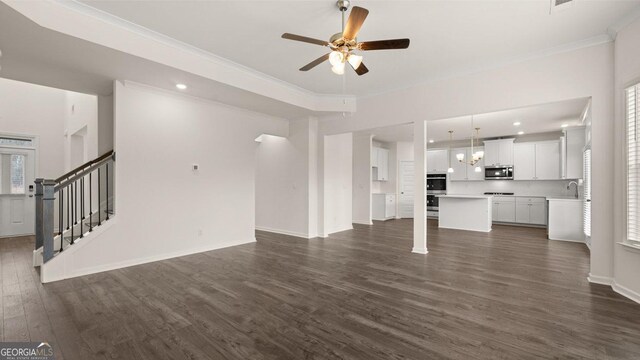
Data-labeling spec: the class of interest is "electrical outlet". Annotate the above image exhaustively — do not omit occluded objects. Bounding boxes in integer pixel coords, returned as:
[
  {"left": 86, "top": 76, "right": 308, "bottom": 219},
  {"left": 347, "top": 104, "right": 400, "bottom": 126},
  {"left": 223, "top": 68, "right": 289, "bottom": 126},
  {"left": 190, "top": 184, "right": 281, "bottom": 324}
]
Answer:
[{"left": 198, "top": 229, "right": 203, "bottom": 236}]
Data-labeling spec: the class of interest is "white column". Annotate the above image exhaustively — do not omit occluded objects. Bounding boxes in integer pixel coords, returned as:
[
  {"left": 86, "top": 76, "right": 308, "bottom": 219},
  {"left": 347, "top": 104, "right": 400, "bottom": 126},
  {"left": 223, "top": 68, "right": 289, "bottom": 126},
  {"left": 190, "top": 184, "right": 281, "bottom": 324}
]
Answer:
[{"left": 413, "top": 120, "right": 428, "bottom": 254}]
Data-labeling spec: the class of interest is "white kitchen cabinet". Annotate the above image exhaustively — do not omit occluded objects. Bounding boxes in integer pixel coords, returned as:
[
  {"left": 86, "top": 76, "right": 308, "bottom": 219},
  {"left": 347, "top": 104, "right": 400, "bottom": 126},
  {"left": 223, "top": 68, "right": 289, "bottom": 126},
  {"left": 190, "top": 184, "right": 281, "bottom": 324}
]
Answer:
[
  {"left": 372, "top": 147, "right": 389, "bottom": 181},
  {"left": 515, "top": 197, "right": 547, "bottom": 225},
  {"left": 514, "top": 143, "right": 536, "bottom": 180},
  {"left": 372, "top": 193, "right": 396, "bottom": 221},
  {"left": 426, "top": 149, "right": 449, "bottom": 173},
  {"left": 513, "top": 141, "right": 560, "bottom": 180},
  {"left": 483, "top": 139, "right": 514, "bottom": 166},
  {"left": 547, "top": 198, "right": 584, "bottom": 241},
  {"left": 563, "top": 128, "right": 586, "bottom": 179},
  {"left": 535, "top": 141, "right": 560, "bottom": 180},
  {"left": 449, "top": 147, "right": 484, "bottom": 181},
  {"left": 492, "top": 196, "right": 516, "bottom": 222}
]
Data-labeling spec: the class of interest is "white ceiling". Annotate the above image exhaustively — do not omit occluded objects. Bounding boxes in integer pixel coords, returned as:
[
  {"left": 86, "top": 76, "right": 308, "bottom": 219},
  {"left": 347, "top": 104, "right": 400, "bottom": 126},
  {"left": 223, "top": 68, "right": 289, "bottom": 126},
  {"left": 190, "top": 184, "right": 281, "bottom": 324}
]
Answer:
[
  {"left": 366, "top": 97, "right": 589, "bottom": 143},
  {"left": 78, "top": 0, "right": 640, "bottom": 96},
  {"left": 0, "top": 2, "right": 317, "bottom": 119}
]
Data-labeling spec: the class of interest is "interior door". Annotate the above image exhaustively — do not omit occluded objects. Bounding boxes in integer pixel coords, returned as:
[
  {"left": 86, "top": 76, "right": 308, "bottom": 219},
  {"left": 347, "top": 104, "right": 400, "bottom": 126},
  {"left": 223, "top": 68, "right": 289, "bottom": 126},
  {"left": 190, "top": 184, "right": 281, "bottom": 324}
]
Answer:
[
  {"left": 0, "top": 148, "right": 35, "bottom": 237},
  {"left": 398, "top": 161, "right": 414, "bottom": 218}
]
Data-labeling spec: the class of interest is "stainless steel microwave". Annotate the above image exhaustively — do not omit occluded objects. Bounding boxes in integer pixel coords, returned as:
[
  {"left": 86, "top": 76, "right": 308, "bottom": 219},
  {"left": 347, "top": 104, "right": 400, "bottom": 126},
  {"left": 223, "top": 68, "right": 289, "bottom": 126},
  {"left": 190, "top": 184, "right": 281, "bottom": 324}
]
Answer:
[{"left": 484, "top": 166, "right": 514, "bottom": 180}]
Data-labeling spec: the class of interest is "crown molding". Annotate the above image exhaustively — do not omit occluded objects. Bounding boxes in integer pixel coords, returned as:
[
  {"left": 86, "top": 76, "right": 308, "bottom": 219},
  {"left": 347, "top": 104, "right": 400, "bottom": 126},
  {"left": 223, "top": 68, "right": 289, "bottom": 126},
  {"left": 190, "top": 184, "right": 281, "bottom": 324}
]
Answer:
[
  {"left": 2, "top": 0, "right": 356, "bottom": 112},
  {"left": 358, "top": 34, "right": 613, "bottom": 100},
  {"left": 607, "top": 4, "right": 640, "bottom": 40}
]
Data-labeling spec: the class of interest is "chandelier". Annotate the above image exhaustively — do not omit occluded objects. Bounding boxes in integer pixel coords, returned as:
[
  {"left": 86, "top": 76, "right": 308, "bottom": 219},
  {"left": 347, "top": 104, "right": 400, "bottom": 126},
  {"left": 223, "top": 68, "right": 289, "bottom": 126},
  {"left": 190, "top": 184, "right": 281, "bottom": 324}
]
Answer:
[{"left": 456, "top": 116, "right": 484, "bottom": 172}]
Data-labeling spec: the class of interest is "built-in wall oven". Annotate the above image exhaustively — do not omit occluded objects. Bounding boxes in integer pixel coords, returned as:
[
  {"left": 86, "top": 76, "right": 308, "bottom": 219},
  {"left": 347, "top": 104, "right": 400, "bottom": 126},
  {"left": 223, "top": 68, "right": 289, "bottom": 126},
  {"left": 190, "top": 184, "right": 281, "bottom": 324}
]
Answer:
[{"left": 427, "top": 174, "right": 447, "bottom": 216}]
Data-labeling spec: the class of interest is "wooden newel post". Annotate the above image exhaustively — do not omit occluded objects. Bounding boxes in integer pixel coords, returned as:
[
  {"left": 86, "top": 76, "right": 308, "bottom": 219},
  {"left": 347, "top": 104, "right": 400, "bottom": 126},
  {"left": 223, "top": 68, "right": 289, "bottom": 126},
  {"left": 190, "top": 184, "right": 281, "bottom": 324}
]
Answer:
[{"left": 36, "top": 179, "right": 57, "bottom": 262}]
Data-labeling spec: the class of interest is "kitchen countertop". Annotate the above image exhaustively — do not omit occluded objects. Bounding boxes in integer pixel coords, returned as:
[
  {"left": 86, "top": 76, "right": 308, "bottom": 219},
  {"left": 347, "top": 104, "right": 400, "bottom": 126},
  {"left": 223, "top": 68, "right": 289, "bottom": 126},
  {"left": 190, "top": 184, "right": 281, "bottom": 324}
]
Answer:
[
  {"left": 546, "top": 196, "right": 582, "bottom": 201},
  {"left": 437, "top": 194, "right": 493, "bottom": 199}
]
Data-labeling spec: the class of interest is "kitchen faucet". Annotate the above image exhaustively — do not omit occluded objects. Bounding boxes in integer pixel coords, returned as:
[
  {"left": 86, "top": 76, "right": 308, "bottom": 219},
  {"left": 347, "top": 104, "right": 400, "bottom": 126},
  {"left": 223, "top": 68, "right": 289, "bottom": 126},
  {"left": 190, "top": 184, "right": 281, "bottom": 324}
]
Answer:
[{"left": 567, "top": 181, "right": 579, "bottom": 199}]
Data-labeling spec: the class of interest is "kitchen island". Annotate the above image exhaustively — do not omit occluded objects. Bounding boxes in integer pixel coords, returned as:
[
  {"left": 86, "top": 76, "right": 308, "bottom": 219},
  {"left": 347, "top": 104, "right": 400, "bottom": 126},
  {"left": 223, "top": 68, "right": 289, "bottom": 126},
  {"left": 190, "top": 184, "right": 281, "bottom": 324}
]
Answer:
[
  {"left": 437, "top": 195, "right": 493, "bottom": 232},
  {"left": 547, "top": 196, "right": 584, "bottom": 242}
]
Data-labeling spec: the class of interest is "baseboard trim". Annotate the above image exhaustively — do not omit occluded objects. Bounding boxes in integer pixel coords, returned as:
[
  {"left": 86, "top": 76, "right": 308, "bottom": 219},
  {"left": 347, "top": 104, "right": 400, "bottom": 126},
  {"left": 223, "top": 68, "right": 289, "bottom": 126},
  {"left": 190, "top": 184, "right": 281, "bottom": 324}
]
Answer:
[
  {"left": 353, "top": 220, "right": 373, "bottom": 225},
  {"left": 255, "top": 226, "right": 312, "bottom": 239},
  {"left": 412, "top": 247, "right": 428, "bottom": 255},
  {"left": 587, "top": 273, "right": 613, "bottom": 286},
  {"left": 325, "top": 225, "right": 354, "bottom": 236},
  {"left": 42, "top": 237, "right": 256, "bottom": 283},
  {"left": 613, "top": 282, "right": 640, "bottom": 305},
  {"left": 548, "top": 237, "right": 586, "bottom": 243}
]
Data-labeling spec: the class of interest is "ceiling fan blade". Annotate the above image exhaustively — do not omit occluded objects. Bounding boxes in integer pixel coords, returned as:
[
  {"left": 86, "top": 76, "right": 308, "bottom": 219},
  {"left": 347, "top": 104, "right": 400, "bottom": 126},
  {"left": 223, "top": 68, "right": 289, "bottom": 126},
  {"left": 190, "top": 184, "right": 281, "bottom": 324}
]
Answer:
[
  {"left": 282, "top": 33, "right": 329, "bottom": 46},
  {"left": 359, "top": 39, "right": 410, "bottom": 51},
  {"left": 350, "top": 61, "right": 369, "bottom": 76},
  {"left": 300, "top": 53, "right": 331, "bottom": 71},
  {"left": 342, "top": 6, "right": 369, "bottom": 40}
]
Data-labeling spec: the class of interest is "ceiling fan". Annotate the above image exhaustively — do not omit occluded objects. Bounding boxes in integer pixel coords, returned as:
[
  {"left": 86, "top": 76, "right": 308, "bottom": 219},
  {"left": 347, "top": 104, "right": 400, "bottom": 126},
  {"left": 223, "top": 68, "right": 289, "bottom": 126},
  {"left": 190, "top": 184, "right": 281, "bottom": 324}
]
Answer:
[{"left": 281, "top": 0, "right": 410, "bottom": 76}]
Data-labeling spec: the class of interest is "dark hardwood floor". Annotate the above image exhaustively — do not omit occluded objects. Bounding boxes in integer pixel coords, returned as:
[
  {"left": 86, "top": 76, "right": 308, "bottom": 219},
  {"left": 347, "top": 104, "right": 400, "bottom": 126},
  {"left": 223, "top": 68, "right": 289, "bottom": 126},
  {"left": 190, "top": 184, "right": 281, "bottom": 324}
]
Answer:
[{"left": 2, "top": 220, "right": 640, "bottom": 359}]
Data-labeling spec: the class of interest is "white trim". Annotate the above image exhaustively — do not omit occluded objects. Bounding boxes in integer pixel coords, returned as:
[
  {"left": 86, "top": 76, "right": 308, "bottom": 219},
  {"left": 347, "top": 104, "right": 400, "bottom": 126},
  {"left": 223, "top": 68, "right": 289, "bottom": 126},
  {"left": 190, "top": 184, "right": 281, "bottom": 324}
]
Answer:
[
  {"left": 412, "top": 247, "right": 428, "bottom": 255},
  {"left": 324, "top": 225, "right": 354, "bottom": 236},
  {"left": 358, "top": 35, "right": 613, "bottom": 100},
  {"left": 612, "top": 282, "right": 640, "bottom": 305},
  {"left": 618, "top": 241, "right": 640, "bottom": 254},
  {"left": 587, "top": 273, "right": 612, "bottom": 285},
  {"left": 606, "top": 5, "right": 640, "bottom": 40},
  {"left": 352, "top": 220, "right": 373, "bottom": 225},
  {"left": 548, "top": 237, "right": 586, "bottom": 244},
  {"left": 42, "top": 218, "right": 256, "bottom": 283},
  {"left": 255, "top": 226, "right": 313, "bottom": 239},
  {"left": 4, "top": 0, "right": 355, "bottom": 112}
]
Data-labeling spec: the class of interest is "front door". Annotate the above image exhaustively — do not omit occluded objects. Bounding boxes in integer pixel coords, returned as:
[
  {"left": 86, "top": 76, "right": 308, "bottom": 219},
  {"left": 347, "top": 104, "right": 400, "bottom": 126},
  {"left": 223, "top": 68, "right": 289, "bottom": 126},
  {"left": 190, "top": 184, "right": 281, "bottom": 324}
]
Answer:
[{"left": 0, "top": 147, "right": 36, "bottom": 237}]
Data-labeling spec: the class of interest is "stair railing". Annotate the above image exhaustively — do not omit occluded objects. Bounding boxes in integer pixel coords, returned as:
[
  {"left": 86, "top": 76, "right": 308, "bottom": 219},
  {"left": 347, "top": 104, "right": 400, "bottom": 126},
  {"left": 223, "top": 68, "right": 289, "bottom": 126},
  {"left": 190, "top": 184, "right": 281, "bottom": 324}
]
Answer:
[{"left": 35, "top": 150, "right": 115, "bottom": 263}]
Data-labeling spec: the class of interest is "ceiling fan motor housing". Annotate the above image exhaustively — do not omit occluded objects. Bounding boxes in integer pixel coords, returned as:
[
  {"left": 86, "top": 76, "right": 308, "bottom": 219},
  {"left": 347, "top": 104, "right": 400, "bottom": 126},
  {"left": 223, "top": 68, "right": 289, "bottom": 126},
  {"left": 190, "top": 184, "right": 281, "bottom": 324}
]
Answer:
[{"left": 337, "top": 0, "right": 350, "bottom": 11}]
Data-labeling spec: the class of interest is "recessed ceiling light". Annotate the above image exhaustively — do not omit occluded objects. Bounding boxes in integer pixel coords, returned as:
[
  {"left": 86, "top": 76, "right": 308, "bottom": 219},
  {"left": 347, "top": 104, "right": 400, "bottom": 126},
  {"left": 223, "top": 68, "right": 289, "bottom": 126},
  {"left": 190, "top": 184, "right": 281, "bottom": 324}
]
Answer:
[
  {"left": 176, "top": 83, "right": 187, "bottom": 90},
  {"left": 517, "top": 131, "right": 524, "bottom": 135},
  {"left": 561, "top": 124, "right": 569, "bottom": 128},
  {"left": 429, "top": 139, "right": 435, "bottom": 143},
  {"left": 513, "top": 122, "right": 521, "bottom": 126}
]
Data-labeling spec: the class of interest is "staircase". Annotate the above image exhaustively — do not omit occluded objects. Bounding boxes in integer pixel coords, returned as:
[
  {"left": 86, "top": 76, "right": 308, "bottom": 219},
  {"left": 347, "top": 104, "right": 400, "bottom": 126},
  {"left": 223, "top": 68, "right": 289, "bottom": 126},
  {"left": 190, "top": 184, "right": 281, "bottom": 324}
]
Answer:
[{"left": 33, "top": 151, "right": 115, "bottom": 266}]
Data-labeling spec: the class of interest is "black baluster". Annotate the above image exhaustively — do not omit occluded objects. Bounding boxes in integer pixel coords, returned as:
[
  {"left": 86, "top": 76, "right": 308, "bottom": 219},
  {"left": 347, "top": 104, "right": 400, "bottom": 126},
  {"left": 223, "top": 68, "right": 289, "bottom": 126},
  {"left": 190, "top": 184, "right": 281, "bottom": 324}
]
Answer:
[
  {"left": 106, "top": 162, "right": 110, "bottom": 221},
  {"left": 59, "top": 188, "right": 63, "bottom": 242},
  {"left": 66, "top": 185, "right": 70, "bottom": 231},
  {"left": 89, "top": 172, "right": 93, "bottom": 232},
  {"left": 70, "top": 181, "right": 75, "bottom": 245},
  {"left": 98, "top": 167, "right": 102, "bottom": 226},
  {"left": 80, "top": 177, "right": 84, "bottom": 238}
]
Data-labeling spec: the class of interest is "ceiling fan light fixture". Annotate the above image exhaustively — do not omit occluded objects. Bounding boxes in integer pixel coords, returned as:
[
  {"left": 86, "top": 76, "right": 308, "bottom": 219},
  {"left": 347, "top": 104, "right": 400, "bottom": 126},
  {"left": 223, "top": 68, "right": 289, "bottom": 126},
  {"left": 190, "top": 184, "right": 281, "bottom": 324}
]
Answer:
[
  {"left": 331, "top": 61, "right": 346, "bottom": 75},
  {"left": 329, "top": 51, "right": 344, "bottom": 67},
  {"left": 347, "top": 53, "right": 363, "bottom": 69}
]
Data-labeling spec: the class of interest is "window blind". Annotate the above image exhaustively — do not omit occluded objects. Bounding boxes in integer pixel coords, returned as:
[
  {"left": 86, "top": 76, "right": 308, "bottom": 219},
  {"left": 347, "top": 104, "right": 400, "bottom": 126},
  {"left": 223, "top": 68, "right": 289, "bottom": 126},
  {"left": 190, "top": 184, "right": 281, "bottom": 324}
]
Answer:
[
  {"left": 584, "top": 148, "right": 591, "bottom": 238},
  {"left": 627, "top": 83, "right": 640, "bottom": 244}
]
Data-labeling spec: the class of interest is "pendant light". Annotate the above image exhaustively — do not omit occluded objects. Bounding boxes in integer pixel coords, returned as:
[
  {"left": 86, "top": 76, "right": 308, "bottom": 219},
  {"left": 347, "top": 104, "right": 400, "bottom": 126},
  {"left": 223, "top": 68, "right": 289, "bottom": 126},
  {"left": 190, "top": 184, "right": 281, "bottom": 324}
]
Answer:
[
  {"left": 447, "top": 130, "right": 454, "bottom": 173},
  {"left": 457, "top": 116, "right": 484, "bottom": 167}
]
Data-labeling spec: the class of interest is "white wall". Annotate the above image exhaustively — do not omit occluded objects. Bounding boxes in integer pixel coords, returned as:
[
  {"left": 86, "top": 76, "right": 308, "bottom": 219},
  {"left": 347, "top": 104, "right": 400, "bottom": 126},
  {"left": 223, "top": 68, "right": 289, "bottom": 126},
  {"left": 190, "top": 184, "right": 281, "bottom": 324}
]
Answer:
[
  {"left": 98, "top": 94, "right": 114, "bottom": 155},
  {"left": 41, "top": 81, "right": 288, "bottom": 282},
  {"left": 352, "top": 133, "right": 372, "bottom": 224},
  {"left": 321, "top": 42, "right": 615, "bottom": 283},
  {"left": 0, "top": 77, "right": 65, "bottom": 179},
  {"left": 255, "top": 118, "right": 318, "bottom": 238},
  {"left": 613, "top": 16, "right": 640, "bottom": 302},
  {"left": 323, "top": 133, "right": 353, "bottom": 234},
  {"left": 64, "top": 91, "right": 98, "bottom": 171}
]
